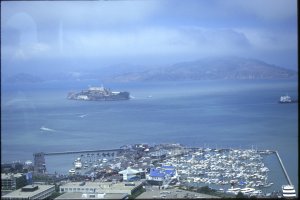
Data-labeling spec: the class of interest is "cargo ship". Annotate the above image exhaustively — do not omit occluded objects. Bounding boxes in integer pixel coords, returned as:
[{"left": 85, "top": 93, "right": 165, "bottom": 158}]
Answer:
[
  {"left": 67, "top": 86, "right": 130, "bottom": 101},
  {"left": 279, "top": 95, "right": 298, "bottom": 104}
]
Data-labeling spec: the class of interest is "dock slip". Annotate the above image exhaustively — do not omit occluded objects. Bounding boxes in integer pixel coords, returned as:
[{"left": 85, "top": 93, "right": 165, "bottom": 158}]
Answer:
[
  {"left": 275, "top": 151, "right": 292, "bottom": 185},
  {"left": 34, "top": 148, "right": 122, "bottom": 173}
]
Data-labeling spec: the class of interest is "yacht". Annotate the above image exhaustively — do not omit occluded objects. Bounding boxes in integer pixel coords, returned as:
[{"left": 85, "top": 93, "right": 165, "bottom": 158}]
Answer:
[{"left": 282, "top": 185, "right": 296, "bottom": 198}]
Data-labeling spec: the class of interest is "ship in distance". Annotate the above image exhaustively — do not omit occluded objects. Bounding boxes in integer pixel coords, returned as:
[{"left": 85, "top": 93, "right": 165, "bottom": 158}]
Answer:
[
  {"left": 279, "top": 95, "right": 298, "bottom": 104},
  {"left": 67, "top": 86, "right": 130, "bottom": 101}
]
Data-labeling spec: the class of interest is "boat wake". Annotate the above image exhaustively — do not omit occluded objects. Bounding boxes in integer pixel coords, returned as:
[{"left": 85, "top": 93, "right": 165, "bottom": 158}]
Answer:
[
  {"left": 79, "top": 114, "right": 88, "bottom": 118},
  {"left": 40, "top": 126, "right": 56, "bottom": 132}
]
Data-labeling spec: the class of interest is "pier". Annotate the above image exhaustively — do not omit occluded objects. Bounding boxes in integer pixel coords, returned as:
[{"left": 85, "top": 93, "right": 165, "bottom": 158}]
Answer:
[
  {"left": 44, "top": 148, "right": 122, "bottom": 156},
  {"left": 275, "top": 151, "right": 292, "bottom": 185},
  {"left": 34, "top": 148, "right": 122, "bottom": 173}
]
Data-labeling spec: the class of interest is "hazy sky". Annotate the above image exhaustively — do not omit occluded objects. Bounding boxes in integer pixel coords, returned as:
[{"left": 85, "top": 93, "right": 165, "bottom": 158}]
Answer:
[{"left": 1, "top": 0, "right": 298, "bottom": 75}]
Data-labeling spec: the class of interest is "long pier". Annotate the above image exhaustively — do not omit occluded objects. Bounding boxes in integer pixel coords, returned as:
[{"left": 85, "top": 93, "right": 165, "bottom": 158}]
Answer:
[
  {"left": 44, "top": 148, "right": 122, "bottom": 156},
  {"left": 275, "top": 151, "right": 292, "bottom": 185}
]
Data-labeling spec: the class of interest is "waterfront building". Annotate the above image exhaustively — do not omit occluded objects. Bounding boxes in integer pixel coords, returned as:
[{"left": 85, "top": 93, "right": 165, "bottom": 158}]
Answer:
[
  {"left": 55, "top": 192, "right": 128, "bottom": 199},
  {"left": 59, "top": 180, "right": 144, "bottom": 195},
  {"left": 2, "top": 185, "right": 55, "bottom": 200},
  {"left": 146, "top": 166, "right": 177, "bottom": 185}
]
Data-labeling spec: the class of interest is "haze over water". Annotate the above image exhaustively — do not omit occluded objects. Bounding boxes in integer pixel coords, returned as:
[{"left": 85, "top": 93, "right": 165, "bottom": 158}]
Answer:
[
  {"left": 1, "top": 1, "right": 298, "bottom": 198},
  {"left": 1, "top": 79, "right": 298, "bottom": 190}
]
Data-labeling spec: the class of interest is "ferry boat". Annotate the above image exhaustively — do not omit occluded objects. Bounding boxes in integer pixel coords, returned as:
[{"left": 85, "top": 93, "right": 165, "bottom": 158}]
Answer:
[{"left": 282, "top": 185, "right": 296, "bottom": 198}]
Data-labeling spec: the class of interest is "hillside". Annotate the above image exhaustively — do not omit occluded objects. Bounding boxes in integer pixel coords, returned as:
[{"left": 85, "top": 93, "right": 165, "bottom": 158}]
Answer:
[{"left": 109, "top": 57, "right": 297, "bottom": 82}]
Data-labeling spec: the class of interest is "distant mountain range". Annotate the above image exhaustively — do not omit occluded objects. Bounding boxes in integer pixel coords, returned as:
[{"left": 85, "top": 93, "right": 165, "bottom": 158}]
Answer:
[
  {"left": 108, "top": 57, "right": 297, "bottom": 82},
  {"left": 4, "top": 57, "right": 297, "bottom": 84}
]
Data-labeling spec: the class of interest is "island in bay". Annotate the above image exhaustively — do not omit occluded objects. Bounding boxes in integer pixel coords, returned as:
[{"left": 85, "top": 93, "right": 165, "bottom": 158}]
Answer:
[{"left": 67, "top": 86, "right": 130, "bottom": 101}]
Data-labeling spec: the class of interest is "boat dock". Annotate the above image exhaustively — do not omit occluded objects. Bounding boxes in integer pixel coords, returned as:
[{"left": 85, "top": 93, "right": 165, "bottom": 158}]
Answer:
[{"left": 275, "top": 151, "right": 292, "bottom": 185}]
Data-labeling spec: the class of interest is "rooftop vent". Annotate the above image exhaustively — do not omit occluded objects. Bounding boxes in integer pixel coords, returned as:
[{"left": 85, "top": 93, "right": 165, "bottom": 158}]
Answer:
[{"left": 21, "top": 185, "right": 39, "bottom": 192}]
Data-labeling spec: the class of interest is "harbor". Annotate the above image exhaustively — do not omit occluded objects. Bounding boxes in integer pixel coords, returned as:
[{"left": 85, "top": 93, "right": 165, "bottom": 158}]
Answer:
[{"left": 42, "top": 143, "right": 295, "bottom": 198}]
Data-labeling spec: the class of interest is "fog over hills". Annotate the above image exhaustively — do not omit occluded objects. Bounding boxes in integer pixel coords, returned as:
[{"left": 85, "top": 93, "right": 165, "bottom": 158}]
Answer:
[
  {"left": 108, "top": 57, "right": 297, "bottom": 82},
  {"left": 5, "top": 57, "right": 297, "bottom": 84}
]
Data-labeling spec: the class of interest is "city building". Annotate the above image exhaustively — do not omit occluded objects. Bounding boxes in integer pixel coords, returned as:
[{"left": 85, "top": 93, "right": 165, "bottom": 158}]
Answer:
[
  {"left": 33, "top": 153, "right": 46, "bottom": 174},
  {"left": 2, "top": 184, "right": 55, "bottom": 200},
  {"left": 1, "top": 173, "right": 27, "bottom": 191}
]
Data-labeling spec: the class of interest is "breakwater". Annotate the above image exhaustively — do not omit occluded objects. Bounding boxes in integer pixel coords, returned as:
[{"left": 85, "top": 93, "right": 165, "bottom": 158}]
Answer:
[{"left": 275, "top": 151, "right": 292, "bottom": 185}]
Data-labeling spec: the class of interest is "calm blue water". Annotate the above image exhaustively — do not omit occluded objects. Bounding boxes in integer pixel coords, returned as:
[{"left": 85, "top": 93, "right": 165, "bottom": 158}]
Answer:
[{"left": 1, "top": 80, "right": 298, "bottom": 192}]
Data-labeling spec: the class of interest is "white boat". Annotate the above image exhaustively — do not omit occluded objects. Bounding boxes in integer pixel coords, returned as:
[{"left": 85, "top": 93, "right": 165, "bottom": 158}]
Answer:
[
  {"left": 227, "top": 187, "right": 241, "bottom": 195},
  {"left": 84, "top": 163, "right": 89, "bottom": 168},
  {"left": 251, "top": 190, "right": 262, "bottom": 196},
  {"left": 69, "top": 168, "right": 76, "bottom": 175},
  {"left": 282, "top": 185, "right": 296, "bottom": 198},
  {"left": 240, "top": 187, "right": 255, "bottom": 194},
  {"left": 74, "top": 158, "right": 82, "bottom": 169},
  {"left": 279, "top": 95, "right": 292, "bottom": 103}
]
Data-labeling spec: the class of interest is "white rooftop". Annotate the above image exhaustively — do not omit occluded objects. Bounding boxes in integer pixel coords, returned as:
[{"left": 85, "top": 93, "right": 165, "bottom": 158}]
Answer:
[{"left": 118, "top": 167, "right": 140, "bottom": 175}]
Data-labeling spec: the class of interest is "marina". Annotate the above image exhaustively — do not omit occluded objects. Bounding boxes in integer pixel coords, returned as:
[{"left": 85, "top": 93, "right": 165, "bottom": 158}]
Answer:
[
  {"left": 159, "top": 148, "right": 277, "bottom": 197},
  {"left": 43, "top": 144, "right": 295, "bottom": 198}
]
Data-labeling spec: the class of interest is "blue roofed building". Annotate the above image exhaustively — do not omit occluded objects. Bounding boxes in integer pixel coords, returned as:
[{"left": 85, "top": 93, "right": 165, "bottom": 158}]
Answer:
[{"left": 146, "top": 166, "right": 178, "bottom": 185}]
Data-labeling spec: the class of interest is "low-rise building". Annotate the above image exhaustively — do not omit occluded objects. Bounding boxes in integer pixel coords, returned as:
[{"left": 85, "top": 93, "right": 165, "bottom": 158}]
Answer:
[
  {"left": 146, "top": 166, "right": 177, "bottom": 185},
  {"left": 118, "top": 167, "right": 141, "bottom": 181},
  {"left": 59, "top": 180, "right": 144, "bottom": 195},
  {"left": 2, "top": 184, "right": 55, "bottom": 200},
  {"left": 55, "top": 192, "right": 128, "bottom": 199}
]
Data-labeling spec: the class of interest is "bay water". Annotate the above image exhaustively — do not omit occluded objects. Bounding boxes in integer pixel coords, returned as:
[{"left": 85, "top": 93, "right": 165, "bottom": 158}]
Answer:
[{"left": 1, "top": 79, "right": 298, "bottom": 192}]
